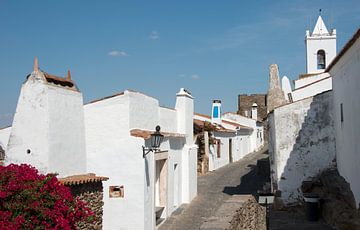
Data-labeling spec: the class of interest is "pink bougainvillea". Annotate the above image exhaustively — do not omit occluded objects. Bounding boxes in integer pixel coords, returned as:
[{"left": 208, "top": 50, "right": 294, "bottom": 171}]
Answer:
[{"left": 0, "top": 164, "right": 93, "bottom": 229}]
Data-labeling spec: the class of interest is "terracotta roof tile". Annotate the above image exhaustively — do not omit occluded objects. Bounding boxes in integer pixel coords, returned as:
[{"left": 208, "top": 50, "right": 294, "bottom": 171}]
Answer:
[
  {"left": 59, "top": 173, "right": 108, "bottom": 186},
  {"left": 43, "top": 72, "right": 79, "bottom": 92},
  {"left": 130, "top": 129, "right": 186, "bottom": 139}
]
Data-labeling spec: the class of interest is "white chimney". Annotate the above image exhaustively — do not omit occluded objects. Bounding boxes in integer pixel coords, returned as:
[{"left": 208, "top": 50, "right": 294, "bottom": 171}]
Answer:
[{"left": 251, "top": 103, "right": 258, "bottom": 120}]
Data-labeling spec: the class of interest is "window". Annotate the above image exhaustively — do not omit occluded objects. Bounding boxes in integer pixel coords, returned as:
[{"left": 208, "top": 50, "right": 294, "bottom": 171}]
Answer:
[
  {"left": 213, "top": 106, "right": 219, "bottom": 118},
  {"left": 109, "top": 185, "right": 124, "bottom": 198},
  {"left": 217, "top": 140, "right": 221, "bottom": 158},
  {"left": 287, "top": 93, "right": 293, "bottom": 103},
  {"left": 340, "top": 103, "right": 344, "bottom": 123},
  {"left": 317, "top": 50, "right": 326, "bottom": 69}
]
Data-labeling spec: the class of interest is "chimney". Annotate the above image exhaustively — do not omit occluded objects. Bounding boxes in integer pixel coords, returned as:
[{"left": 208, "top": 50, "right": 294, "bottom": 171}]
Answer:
[
  {"left": 251, "top": 103, "right": 258, "bottom": 120},
  {"left": 211, "top": 100, "right": 222, "bottom": 124},
  {"left": 175, "top": 88, "right": 194, "bottom": 144}
]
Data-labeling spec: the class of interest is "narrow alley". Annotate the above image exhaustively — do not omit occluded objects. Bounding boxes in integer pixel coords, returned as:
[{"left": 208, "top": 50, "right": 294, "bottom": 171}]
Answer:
[{"left": 158, "top": 147, "right": 269, "bottom": 230}]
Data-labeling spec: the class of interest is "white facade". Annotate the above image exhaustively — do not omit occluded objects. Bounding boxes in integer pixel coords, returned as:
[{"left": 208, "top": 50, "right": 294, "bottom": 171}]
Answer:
[
  {"left": 194, "top": 111, "right": 264, "bottom": 172},
  {"left": 84, "top": 88, "right": 197, "bottom": 230},
  {"left": 329, "top": 29, "right": 360, "bottom": 208},
  {"left": 291, "top": 73, "right": 332, "bottom": 102},
  {"left": 4, "top": 64, "right": 86, "bottom": 177},
  {"left": 305, "top": 15, "right": 336, "bottom": 74},
  {"left": 268, "top": 91, "right": 335, "bottom": 204}
]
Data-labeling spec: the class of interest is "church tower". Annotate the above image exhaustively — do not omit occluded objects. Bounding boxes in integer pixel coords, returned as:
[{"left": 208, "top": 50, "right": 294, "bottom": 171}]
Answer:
[{"left": 305, "top": 11, "right": 336, "bottom": 74}]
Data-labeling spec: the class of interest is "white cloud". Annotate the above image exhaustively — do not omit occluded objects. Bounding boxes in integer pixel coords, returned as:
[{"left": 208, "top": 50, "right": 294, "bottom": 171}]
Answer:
[
  {"left": 191, "top": 74, "right": 200, "bottom": 80},
  {"left": 149, "top": 31, "right": 159, "bottom": 40},
  {"left": 108, "top": 50, "right": 128, "bottom": 57}
]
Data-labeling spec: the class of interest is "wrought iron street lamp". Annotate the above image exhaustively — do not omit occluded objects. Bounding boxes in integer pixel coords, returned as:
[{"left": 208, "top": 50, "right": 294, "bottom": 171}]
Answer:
[{"left": 143, "top": 125, "right": 164, "bottom": 158}]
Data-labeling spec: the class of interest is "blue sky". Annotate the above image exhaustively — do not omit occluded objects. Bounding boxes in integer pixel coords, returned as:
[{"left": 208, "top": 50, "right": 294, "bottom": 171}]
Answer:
[{"left": 0, "top": 0, "right": 359, "bottom": 127}]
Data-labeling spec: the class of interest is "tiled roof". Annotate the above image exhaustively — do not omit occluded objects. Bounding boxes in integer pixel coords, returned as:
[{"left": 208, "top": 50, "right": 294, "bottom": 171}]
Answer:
[
  {"left": 193, "top": 118, "right": 235, "bottom": 133},
  {"left": 59, "top": 173, "right": 108, "bottom": 186},
  {"left": 43, "top": 72, "right": 79, "bottom": 92},
  {"left": 194, "top": 113, "right": 253, "bottom": 131},
  {"left": 87, "top": 92, "right": 125, "bottom": 104},
  {"left": 130, "top": 129, "right": 186, "bottom": 139},
  {"left": 86, "top": 89, "right": 158, "bottom": 105}
]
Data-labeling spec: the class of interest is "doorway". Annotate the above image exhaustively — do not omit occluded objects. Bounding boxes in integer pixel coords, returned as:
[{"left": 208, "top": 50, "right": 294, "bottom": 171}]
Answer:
[{"left": 155, "top": 158, "right": 168, "bottom": 224}]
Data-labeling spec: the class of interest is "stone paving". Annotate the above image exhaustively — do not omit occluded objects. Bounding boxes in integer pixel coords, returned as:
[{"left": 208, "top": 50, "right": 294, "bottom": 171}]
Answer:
[{"left": 158, "top": 147, "right": 269, "bottom": 230}]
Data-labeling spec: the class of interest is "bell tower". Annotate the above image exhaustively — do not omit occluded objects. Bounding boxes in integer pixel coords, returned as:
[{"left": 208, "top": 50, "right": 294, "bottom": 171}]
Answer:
[{"left": 305, "top": 10, "right": 336, "bottom": 74}]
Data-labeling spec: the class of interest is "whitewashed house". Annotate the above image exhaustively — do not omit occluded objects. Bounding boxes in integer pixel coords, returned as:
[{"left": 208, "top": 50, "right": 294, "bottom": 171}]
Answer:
[
  {"left": 327, "top": 28, "right": 360, "bottom": 208},
  {"left": 194, "top": 100, "right": 264, "bottom": 173},
  {"left": 0, "top": 59, "right": 197, "bottom": 229},
  {"left": 84, "top": 88, "right": 197, "bottom": 230}
]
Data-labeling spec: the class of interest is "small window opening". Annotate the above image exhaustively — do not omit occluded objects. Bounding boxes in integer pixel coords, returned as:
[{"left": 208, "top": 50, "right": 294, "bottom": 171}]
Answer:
[
  {"left": 340, "top": 103, "right": 344, "bottom": 123},
  {"left": 109, "top": 185, "right": 124, "bottom": 198},
  {"left": 216, "top": 140, "right": 221, "bottom": 158},
  {"left": 287, "top": 93, "right": 293, "bottom": 103},
  {"left": 26, "top": 149, "right": 31, "bottom": 154},
  {"left": 317, "top": 50, "right": 326, "bottom": 69}
]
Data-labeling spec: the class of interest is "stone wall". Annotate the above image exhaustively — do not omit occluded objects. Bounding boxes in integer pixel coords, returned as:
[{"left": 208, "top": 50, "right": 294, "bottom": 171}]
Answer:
[
  {"left": 66, "top": 181, "right": 104, "bottom": 230},
  {"left": 267, "top": 64, "right": 286, "bottom": 113},
  {"left": 237, "top": 94, "right": 268, "bottom": 142},
  {"left": 237, "top": 94, "right": 267, "bottom": 121}
]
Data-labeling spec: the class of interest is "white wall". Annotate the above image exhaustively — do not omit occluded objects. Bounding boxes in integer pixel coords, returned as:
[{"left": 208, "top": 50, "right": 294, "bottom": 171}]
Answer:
[
  {"left": 294, "top": 72, "right": 330, "bottom": 89},
  {"left": 306, "top": 35, "right": 336, "bottom": 74},
  {"left": 292, "top": 76, "right": 332, "bottom": 102},
  {"left": 209, "top": 132, "right": 233, "bottom": 171},
  {"left": 330, "top": 35, "right": 360, "bottom": 208},
  {"left": 85, "top": 93, "right": 150, "bottom": 230},
  {"left": 85, "top": 89, "right": 196, "bottom": 229},
  {"left": 0, "top": 127, "right": 11, "bottom": 151},
  {"left": 6, "top": 73, "right": 86, "bottom": 177},
  {"left": 268, "top": 91, "right": 336, "bottom": 204}
]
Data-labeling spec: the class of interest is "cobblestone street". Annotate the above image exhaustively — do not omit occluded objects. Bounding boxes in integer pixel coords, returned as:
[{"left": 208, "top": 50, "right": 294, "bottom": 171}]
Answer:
[{"left": 158, "top": 147, "right": 269, "bottom": 230}]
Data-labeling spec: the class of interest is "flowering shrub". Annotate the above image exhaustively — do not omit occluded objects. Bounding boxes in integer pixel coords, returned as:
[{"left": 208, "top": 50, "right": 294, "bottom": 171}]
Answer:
[{"left": 0, "top": 164, "right": 94, "bottom": 229}]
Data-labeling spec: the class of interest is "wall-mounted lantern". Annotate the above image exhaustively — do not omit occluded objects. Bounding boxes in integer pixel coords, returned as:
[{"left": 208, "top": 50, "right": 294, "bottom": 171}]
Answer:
[{"left": 143, "top": 125, "right": 164, "bottom": 158}]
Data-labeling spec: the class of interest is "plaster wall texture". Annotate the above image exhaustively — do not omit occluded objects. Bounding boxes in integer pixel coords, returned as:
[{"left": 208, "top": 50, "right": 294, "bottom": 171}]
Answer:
[
  {"left": 159, "top": 107, "right": 177, "bottom": 133},
  {"left": 210, "top": 132, "right": 233, "bottom": 170},
  {"left": 294, "top": 72, "right": 330, "bottom": 89},
  {"left": 268, "top": 91, "right": 336, "bottom": 204},
  {"left": 84, "top": 88, "right": 196, "bottom": 230},
  {"left": 281, "top": 76, "right": 292, "bottom": 102},
  {"left": 330, "top": 36, "right": 360, "bottom": 208},
  {"left": 0, "top": 127, "right": 11, "bottom": 150},
  {"left": 6, "top": 73, "right": 86, "bottom": 177},
  {"left": 84, "top": 94, "right": 146, "bottom": 230},
  {"left": 129, "top": 92, "right": 159, "bottom": 131},
  {"left": 175, "top": 89, "right": 197, "bottom": 203},
  {"left": 292, "top": 76, "right": 332, "bottom": 102},
  {"left": 306, "top": 35, "right": 336, "bottom": 74}
]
